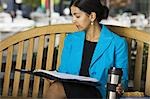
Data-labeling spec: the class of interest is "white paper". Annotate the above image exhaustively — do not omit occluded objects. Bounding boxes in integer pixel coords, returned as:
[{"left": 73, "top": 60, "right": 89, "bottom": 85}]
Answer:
[{"left": 33, "top": 69, "right": 99, "bottom": 82}]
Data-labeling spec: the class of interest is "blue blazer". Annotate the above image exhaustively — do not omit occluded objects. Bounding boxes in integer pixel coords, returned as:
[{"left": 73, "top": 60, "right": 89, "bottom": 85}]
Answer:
[{"left": 58, "top": 25, "right": 128, "bottom": 98}]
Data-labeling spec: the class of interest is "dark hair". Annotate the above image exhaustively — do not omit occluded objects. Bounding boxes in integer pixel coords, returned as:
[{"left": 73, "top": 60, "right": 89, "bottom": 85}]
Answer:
[{"left": 70, "top": 0, "right": 109, "bottom": 22}]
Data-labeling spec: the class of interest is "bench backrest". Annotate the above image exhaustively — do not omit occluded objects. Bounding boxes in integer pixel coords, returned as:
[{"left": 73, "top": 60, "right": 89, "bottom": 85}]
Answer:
[{"left": 0, "top": 24, "right": 150, "bottom": 97}]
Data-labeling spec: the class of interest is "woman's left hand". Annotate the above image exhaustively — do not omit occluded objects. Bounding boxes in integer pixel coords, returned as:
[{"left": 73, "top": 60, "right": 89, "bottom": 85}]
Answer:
[{"left": 116, "top": 83, "right": 124, "bottom": 95}]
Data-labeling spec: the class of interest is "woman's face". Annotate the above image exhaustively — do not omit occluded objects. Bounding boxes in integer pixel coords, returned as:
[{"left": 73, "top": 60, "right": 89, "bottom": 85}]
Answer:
[{"left": 71, "top": 6, "right": 91, "bottom": 31}]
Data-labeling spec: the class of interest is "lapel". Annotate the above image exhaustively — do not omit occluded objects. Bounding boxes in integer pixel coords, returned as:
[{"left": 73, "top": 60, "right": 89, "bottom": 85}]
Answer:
[
  {"left": 72, "top": 31, "right": 85, "bottom": 72},
  {"left": 90, "top": 25, "right": 114, "bottom": 67}
]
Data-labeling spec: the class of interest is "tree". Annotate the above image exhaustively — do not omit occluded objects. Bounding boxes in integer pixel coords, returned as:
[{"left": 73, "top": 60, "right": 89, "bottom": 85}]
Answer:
[{"left": 22, "top": 0, "right": 41, "bottom": 10}]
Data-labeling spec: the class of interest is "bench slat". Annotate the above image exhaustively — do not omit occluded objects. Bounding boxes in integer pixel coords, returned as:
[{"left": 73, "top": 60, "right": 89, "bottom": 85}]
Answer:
[
  {"left": 134, "top": 40, "right": 144, "bottom": 90},
  {"left": 22, "top": 38, "right": 34, "bottom": 97},
  {"left": 2, "top": 46, "right": 13, "bottom": 96},
  {"left": 145, "top": 44, "right": 150, "bottom": 95},
  {"left": 12, "top": 41, "right": 24, "bottom": 96},
  {"left": 32, "top": 36, "right": 45, "bottom": 97}
]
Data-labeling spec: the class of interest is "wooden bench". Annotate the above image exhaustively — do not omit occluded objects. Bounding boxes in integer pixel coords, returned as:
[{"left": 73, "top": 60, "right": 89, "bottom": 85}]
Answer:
[{"left": 0, "top": 24, "right": 150, "bottom": 98}]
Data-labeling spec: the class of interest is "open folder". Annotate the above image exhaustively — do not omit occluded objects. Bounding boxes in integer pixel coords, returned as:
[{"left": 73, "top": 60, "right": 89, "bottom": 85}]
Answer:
[{"left": 15, "top": 69, "right": 100, "bottom": 86}]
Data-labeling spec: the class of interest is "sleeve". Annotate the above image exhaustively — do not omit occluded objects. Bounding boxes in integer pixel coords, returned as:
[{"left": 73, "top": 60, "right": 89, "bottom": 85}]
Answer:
[
  {"left": 114, "top": 38, "right": 128, "bottom": 90},
  {"left": 57, "top": 34, "right": 72, "bottom": 72}
]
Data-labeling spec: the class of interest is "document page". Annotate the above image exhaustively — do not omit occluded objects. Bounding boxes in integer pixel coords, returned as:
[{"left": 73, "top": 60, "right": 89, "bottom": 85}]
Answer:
[{"left": 33, "top": 69, "right": 99, "bottom": 82}]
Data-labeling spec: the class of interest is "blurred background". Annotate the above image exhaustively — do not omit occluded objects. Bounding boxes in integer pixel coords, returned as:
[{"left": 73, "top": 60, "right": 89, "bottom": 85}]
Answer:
[{"left": 0, "top": 0, "right": 150, "bottom": 41}]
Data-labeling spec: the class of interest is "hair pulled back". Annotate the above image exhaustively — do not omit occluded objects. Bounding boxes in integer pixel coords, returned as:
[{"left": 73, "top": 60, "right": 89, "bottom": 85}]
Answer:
[{"left": 70, "top": 0, "right": 109, "bottom": 22}]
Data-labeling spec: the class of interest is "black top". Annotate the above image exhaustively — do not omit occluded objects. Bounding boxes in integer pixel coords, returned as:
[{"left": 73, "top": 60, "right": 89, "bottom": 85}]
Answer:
[
  {"left": 79, "top": 40, "right": 97, "bottom": 77},
  {"left": 62, "top": 40, "right": 101, "bottom": 98}
]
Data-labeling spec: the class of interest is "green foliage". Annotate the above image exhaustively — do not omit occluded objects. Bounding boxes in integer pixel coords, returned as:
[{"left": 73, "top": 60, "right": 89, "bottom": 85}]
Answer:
[
  {"left": 22, "top": 0, "right": 41, "bottom": 9},
  {"left": 0, "top": 6, "right": 3, "bottom": 12},
  {"left": 0, "top": 2, "right": 3, "bottom": 12}
]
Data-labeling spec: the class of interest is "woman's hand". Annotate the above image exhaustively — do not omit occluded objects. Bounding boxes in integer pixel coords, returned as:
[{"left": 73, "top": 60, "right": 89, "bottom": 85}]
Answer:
[{"left": 116, "top": 83, "right": 124, "bottom": 95}]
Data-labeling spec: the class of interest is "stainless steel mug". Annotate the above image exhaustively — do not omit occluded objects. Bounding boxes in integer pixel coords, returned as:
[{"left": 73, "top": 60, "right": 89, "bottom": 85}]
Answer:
[{"left": 107, "top": 67, "right": 123, "bottom": 99}]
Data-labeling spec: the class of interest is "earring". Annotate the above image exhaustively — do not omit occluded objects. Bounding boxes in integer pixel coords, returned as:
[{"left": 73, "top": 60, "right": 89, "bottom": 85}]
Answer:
[{"left": 91, "top": 21, "right": 94, "bottom": 25}]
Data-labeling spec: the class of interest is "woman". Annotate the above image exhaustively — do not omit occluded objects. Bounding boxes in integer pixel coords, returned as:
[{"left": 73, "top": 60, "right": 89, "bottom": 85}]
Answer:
[{"left": 46, "top": 0, "right": 128, "bottom": 98}]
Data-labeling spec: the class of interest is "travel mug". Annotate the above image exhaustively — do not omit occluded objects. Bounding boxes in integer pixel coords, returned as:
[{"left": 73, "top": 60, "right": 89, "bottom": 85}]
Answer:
[{"left": 107, "top": 67, "right": 123, "bottom": 99}]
